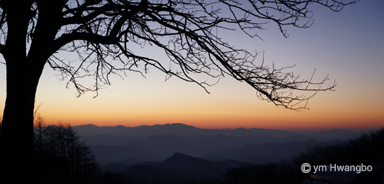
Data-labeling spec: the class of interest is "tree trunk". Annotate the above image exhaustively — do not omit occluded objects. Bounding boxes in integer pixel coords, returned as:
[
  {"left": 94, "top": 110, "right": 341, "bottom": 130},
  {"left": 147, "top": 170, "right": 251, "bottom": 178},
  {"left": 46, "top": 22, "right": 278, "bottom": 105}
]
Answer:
[
  {"left": 0, "top": 1, "right": 61, "bottom": 183},
  {"left": 0, "top": 2, "right": 39, "bottom": 181},
  {"left": 0, "top": 63, "right": 43, "bottom": 183}
]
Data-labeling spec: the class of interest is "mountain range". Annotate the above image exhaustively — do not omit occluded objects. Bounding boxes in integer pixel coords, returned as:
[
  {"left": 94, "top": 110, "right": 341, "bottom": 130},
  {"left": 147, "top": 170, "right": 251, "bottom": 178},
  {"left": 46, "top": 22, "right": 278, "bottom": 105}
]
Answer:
[{"left": 72, "top": 123, "right": 362, "bottom": 165}]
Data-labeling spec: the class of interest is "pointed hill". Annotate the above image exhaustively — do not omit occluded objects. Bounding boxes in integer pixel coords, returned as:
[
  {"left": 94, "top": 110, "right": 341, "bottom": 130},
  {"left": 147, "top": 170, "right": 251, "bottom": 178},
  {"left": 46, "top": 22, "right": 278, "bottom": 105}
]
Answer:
[
  {"left": 122, "top": 152, "right": 247, "bottom": 182},
  {"left": 161, "top": 152, "right": 246, "bottom": 178},
  {"left": 162, "top": 152, "right": 217, "bottom": 170}
]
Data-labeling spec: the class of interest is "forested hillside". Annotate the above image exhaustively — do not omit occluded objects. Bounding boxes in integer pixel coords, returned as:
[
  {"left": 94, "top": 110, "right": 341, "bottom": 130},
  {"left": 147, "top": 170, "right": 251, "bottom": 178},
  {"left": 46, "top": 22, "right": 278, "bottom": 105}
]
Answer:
[{"left": 33, "top": 115, "right": 100, "bottom": 184}]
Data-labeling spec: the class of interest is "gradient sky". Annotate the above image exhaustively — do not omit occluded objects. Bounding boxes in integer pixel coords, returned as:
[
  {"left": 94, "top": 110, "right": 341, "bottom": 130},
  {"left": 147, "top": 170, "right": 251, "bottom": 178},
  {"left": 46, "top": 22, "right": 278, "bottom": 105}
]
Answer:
[{"left": 1, "top": 0, "right": 383, "bottom": 130}]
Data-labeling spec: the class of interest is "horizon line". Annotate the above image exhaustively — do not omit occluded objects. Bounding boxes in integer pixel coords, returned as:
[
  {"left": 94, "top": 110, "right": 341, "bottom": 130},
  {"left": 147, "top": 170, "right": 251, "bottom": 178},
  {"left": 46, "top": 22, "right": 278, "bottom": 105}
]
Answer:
[{"left": 60, "top": 123, "right": 382, "bottom": 132}]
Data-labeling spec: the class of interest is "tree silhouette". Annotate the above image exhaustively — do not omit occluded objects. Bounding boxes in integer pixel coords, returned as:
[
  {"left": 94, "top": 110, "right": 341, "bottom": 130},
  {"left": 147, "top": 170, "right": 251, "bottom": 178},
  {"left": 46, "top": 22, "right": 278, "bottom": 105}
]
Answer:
[
  {"left": 34, "top": 113, "right": 46, "bottom": 153},
  {"left": 33, "top": 120, "right": 100, "bottom": 183},
  {"left": 0, "top": 0, "right": 356, "bottom": 182}
]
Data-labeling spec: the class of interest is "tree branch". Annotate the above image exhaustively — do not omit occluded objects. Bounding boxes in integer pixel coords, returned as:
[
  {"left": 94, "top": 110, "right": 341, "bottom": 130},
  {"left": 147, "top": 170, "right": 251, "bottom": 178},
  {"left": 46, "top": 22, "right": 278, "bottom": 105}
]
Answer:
[
  {"left": 46, "top": 0, "right": 354, "bottom": 109},
  {"left": 62, "top": 3, "right": 117, "bottom": 25},
  {"left": 51, "top": 33, "right": 118, "bottom": 56}
]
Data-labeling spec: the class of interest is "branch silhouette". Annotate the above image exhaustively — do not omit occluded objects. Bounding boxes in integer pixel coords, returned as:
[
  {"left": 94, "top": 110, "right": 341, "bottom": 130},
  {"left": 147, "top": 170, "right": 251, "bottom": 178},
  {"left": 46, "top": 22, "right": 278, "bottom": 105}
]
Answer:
[
  {"left": 5, "top": 0, "right": 352, "bottom": 110},
  {"left": 0, "top": 1, "right": 357, "bottom": 181}
]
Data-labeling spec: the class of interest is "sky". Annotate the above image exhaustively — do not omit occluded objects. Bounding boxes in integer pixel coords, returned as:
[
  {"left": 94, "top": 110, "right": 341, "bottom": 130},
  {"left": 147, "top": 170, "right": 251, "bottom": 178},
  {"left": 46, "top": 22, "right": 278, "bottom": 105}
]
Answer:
[{"left": 0, "top": 0, "right": 383, "bottom": 131}]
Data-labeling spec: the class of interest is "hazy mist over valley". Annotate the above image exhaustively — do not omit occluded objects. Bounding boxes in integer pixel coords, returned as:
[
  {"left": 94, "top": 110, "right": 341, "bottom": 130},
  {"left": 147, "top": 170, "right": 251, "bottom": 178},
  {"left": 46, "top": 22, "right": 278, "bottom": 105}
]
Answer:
[
  {"left": 72, "top": 123, "right": 364, "bottom": 165},
  {"left": 28, "top": 122, "right": 383, "bottom": 183}
]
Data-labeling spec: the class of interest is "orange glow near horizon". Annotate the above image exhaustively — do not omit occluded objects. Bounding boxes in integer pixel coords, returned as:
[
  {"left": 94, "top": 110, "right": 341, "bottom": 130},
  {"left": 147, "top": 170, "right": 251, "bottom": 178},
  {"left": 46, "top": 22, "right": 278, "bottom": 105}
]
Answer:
[
  {"left": 2, "top": 75, "right": 383, "bottom": 132},
  {"left": 1, "top": 1, "right": 383, "bottom": 132},
  {"left": 3, "top": 74, "right": 384, "bottom": 132},
  {"left": 38, "top": 117, "right": 383, "bottom": 132},
  {"left": 36, "top": 105, "right": 384, "bottom": 131}
]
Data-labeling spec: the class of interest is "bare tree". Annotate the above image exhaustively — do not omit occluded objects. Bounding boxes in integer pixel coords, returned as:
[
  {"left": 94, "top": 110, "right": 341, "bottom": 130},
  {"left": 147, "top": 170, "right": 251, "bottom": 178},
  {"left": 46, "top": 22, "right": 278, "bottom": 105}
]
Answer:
[
  {"left": 34, "top": 113, "right": 46, "bottom": 153},
  {"left": 0, "top": 0, "right": 356, "bottom": 182},
  {"left": 33, "top": 120, "right": 100, "bottom": 183}
]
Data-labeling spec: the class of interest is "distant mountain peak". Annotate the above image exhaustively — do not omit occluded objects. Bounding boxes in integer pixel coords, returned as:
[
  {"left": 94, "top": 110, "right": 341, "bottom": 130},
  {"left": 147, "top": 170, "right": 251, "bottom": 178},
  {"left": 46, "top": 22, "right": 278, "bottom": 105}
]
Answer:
[
  {"left": 162, "top": 152, "right": 209, "bottom": 167},
  {"left": 163, "top": 123, "right": 198, "bottom": 128},
  {"left": 166, "top": 123, "right": 188, "bottom": 126},
  {"left": 165, "top": 152, "right": 193, "bottom": 161},
  {"left": 78, "top": 124, "right": 100, "bottom": 127}
]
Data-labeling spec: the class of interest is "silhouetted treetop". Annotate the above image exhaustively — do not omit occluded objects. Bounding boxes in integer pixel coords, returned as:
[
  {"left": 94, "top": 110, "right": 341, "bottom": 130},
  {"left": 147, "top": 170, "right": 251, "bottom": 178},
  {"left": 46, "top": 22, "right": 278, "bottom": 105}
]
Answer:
[{"left": 0, "top": 0, "right": 355, "bottom": 110}]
